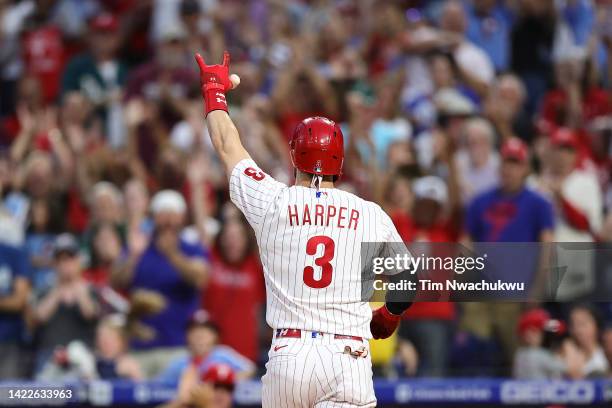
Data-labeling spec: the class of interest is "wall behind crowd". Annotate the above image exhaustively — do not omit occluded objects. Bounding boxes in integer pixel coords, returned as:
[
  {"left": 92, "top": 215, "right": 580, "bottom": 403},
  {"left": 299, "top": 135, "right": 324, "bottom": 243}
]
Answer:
[{"left": 0, "top": 0, "right": 611, "bottom": 386}]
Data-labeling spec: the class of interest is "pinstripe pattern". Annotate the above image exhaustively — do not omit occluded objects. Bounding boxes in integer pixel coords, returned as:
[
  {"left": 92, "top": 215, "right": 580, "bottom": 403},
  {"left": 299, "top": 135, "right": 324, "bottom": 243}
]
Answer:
[
  {"left": 229, "top": 159, "right": 402, "bottom": 406},
  {"left": 262, "top": 332, "right": 376, "bottom": 407}
]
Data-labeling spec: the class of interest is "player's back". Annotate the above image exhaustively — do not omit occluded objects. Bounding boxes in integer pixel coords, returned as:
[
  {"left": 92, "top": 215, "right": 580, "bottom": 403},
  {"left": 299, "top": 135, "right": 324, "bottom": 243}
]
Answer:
[{"left": 230, "top": 159, "right": 401, "bottom": 338}]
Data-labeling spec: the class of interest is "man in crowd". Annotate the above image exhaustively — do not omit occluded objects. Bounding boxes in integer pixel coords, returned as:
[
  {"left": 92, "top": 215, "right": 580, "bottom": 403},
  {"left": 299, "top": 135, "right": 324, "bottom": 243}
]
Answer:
[
  {"left": 34, "top": 233, "right": 99, "bottom": 375},
  {"left": 463, "top": 138, "right": 555, "bottom": 375},
  {"left": 0, "top": 239, "right": 30, "bottom": 379},
  {"left": 112, "top": 190, "right": 208, "bottom": 378},
  {"left": 539, "top": 129, "right": 603, "bottom": 301}
]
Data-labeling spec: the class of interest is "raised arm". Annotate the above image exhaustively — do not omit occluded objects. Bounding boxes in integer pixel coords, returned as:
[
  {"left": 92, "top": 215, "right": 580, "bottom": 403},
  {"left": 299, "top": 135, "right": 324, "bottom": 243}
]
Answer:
[{"left": 194, "top": 52, "right": 249, "bottom": 176}]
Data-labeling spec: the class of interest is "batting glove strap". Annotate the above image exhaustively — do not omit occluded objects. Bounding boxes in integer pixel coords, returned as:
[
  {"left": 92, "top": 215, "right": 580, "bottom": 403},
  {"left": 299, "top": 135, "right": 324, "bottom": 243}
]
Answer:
[
  {"left": 203, "top": 86, "right": 228, "bottom": 116},
  {"left": 370, "top": 305, "right": 401, "bottom": 340}
]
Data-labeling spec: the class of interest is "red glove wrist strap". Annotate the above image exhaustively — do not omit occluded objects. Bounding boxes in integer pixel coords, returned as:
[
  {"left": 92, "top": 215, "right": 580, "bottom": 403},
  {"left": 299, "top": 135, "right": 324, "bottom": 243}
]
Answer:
[
  {"left": 202, "top": 84, "right": 228, "bottom": 116},
  {"left": 380, "top": 304, "right": 401, "bottom": 322}
]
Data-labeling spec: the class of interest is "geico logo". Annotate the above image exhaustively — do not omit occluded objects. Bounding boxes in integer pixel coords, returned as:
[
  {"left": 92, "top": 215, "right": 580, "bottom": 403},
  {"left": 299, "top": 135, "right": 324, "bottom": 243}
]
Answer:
[{"left": 500, "top": 381, "right": 594, "bottom": 404}]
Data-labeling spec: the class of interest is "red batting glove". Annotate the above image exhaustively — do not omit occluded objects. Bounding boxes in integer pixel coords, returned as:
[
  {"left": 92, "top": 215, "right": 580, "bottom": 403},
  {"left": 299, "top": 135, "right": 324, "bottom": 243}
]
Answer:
[
  {"left": 194, "top": 51, "right": 232, "bottom": 116},
  {"left": 370, "top": 305, "right": 402, "bottom": 339}
]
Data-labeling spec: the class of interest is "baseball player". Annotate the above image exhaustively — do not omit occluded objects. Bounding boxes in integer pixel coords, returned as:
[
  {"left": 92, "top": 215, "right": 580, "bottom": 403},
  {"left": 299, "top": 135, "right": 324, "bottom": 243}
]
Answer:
[{"left": 195, "top": 51, "right": 412, "bottom": 407}]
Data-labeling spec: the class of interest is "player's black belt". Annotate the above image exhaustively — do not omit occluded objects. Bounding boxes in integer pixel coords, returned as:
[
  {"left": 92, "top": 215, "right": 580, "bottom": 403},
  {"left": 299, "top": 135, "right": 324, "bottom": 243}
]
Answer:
[{"left": 275, "top": 328, "right": 363, "bottom": 342}]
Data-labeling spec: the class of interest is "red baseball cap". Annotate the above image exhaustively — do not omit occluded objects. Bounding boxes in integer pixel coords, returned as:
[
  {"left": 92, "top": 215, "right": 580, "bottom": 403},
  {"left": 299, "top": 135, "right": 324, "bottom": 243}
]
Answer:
[
  {"left": 518, "top": 309, "right": 550, "bottom": 336},
  {"left": 90, "top": 13, "right": 119, "bottom": 32},
  {"left": 501, "top": 137, "right": 528, "bottom": 162},
  {"left": 550, "top": 128, "right": 579, "bottom": 150},
  {"left": 201, "top": 364, "right": 236, "bottom": 388}
]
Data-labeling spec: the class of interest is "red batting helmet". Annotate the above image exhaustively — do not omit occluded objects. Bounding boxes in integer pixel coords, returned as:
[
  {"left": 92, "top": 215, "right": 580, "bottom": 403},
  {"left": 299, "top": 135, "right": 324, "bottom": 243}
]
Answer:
[{"left": 290, "top": 117, "right": 344, "bottom": 177}]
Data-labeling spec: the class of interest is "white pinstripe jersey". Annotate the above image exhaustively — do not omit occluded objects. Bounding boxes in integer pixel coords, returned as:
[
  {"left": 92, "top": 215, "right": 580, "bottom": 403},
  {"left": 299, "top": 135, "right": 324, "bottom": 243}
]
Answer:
[{"left": 229, "top": 159, "right": 403, "bottom": 339}]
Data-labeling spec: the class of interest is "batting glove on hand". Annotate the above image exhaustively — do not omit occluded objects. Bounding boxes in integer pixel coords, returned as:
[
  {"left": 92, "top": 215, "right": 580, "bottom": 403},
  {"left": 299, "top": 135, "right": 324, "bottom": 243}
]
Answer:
[
  {"left": 194, "top": 51, "right": 240, "bottom": 116},
  {"left": 370, "top": 305, "right": 402, "bottom": 339}
]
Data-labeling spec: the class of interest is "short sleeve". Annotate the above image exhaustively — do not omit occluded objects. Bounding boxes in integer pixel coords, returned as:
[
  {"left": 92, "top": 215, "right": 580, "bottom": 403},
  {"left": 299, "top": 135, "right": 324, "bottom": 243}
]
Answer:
[
  {"left": 229, "top": 159, "right": 286, "bottom": 229},
  {"left": 536, "top": 195, "right": 555, "bottom": 234}
]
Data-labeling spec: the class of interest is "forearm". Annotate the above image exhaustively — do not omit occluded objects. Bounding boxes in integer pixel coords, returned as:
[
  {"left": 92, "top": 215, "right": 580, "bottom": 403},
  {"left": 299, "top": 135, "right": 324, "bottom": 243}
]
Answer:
[
  {"left": 206, "top": 110, "right": 249, "bottom": 175},
  {"left": 35, "top": 292, "right": 60, "bottom": 322},
  {"left": 0, "top": 295, "right": 27, "bottom": 312},
  {"left": 111, "top": 256, "right": 138, "bottom": 289},
  {"left": 77, "top": 293, "right": 98, "bottom": 320},
  {"left": 189, "top": 181, "right": 211, "bottom": 245},
  {"left": 0, "top": 279, "right": 30, "bottom": 313},
  {"left": 10, "top": 130, "right": 34, "bottom": 163},
  {"left": 166, "top": 251, "right": 208, "bottom": 288}
]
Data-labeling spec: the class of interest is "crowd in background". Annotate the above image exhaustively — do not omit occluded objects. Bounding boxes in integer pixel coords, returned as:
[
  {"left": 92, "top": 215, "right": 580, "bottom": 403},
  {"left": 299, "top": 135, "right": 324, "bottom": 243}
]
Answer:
[{"left": 0, "top": 0, "right": 612, "bottom": 395}]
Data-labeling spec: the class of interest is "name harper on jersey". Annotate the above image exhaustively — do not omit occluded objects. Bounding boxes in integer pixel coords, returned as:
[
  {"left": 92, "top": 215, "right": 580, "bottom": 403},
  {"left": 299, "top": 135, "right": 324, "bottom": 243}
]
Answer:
[{"left": 287, "top": 204, "right": 360, "bottom": 230}]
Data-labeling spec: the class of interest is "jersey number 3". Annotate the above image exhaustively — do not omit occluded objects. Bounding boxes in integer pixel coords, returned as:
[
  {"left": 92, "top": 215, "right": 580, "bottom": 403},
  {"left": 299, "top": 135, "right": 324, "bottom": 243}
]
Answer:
[
  {"left": 303, "top": 235, "right": 335, "bottom": 289},
  {"left": 244, "top": 167, "right": 265, "bottom": 181}
]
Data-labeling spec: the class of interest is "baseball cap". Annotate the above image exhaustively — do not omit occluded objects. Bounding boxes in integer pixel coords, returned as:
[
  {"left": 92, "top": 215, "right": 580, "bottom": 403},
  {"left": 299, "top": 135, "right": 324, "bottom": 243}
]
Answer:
[
  {"left": 90, "top": 13, "right": 119, "bottom": 33},
  {"left": 500, "top": 138, "right": 528, "bottom": 162},
  {"left": 517, "top": 309, "right": 550, "bottom": 336},
  {"left": 53, "top": 233, "right": 80, "bottom": 258},
  {"left": 412, "top": 176, "right": 448, "bottom": 204},
  {"left": 201, "top": 364, "right": 235, "bottom": 389},
  {"left": 150, "top": 190, "right": 187, "bottom": 215},
  {"left": 550, "top": 128, "right": 579, "bottom": 150}
]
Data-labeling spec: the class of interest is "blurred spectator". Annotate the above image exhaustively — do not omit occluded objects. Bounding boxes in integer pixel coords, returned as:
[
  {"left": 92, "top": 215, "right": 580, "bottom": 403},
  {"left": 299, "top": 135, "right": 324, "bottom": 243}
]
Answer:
[
  {"left": 455, "top": 117, "right": 499, "bottom": 204},
  {"left": 568, "top": 304, "right": 609, "bottom": 377},
  {"left": 0, "top": 239, "right": 30, "bottom": 380},
  {"left": 463, "top": 138, "right": 555, "bottom": 374},
  {"left": 198, "top": 364, "right": 235, "bottom": 408},
  {"left": 272, "top": 45, "right": 338, "bottom": 142},
  {"left": 537, "top": 129, "right": 602, "bottom": 300},
  {"left": 158, "top": 310, "right": 255, "bottom": 387},
  {"left": 368, "top": 74, "right": 413, "bottom": 169},
  {"left": 438, "top": 0, "right": 494, "bottom": 95},
  {"left": 513, "top": 309, "right": 564, "bottom": 379},
  {"left": 466, "top": 138, "right": 554, "bottom": 243},
  {"left": 94, "top": 315, "right": 143, "bottom": 380},
  {"left": 203, "top": 211, "right": 264, "bottom": 362},
  {"left": 25, "top": 198, "right": 59, "bottom": 296},
  {"left": 510, "top": 0, "right": 557, "bottom": 114},
  {"left": 19, "top": 3, "right": 66, "bottom": 104},
  {"left": 541, "top": 57, "right": 611, "bottom": 132},
  {"left": 124, "top": 24, "right": 196, "bottom": 130},
  {"left": 167, "top": 363, "right": 236, "bottom": 408},
  {"left": 84, "top": 223, "right": 122, "bottom": 288},
  {"left": 483, "top": 73, "right": 531, "bottom": 142},
  {"left": 84, "top": 181, "right": 125, "bottom": 241},
  {"left": 34, "top": 233, "right": 99, "bottom": 374},
  {"left": 395, "top": 175, "right": 457, "bottom": 377},
  {"left": 61, "top": 13, "right": 127, "bottom": 147},
  {"left": 513, "top": 310, "right": 585, "bottom": 379},
  {"left": 112, "top": 190, "right": 208, "bottom": 378},
  {"left": 464, "top": 0, "right": 512, "bottom": 72}
]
